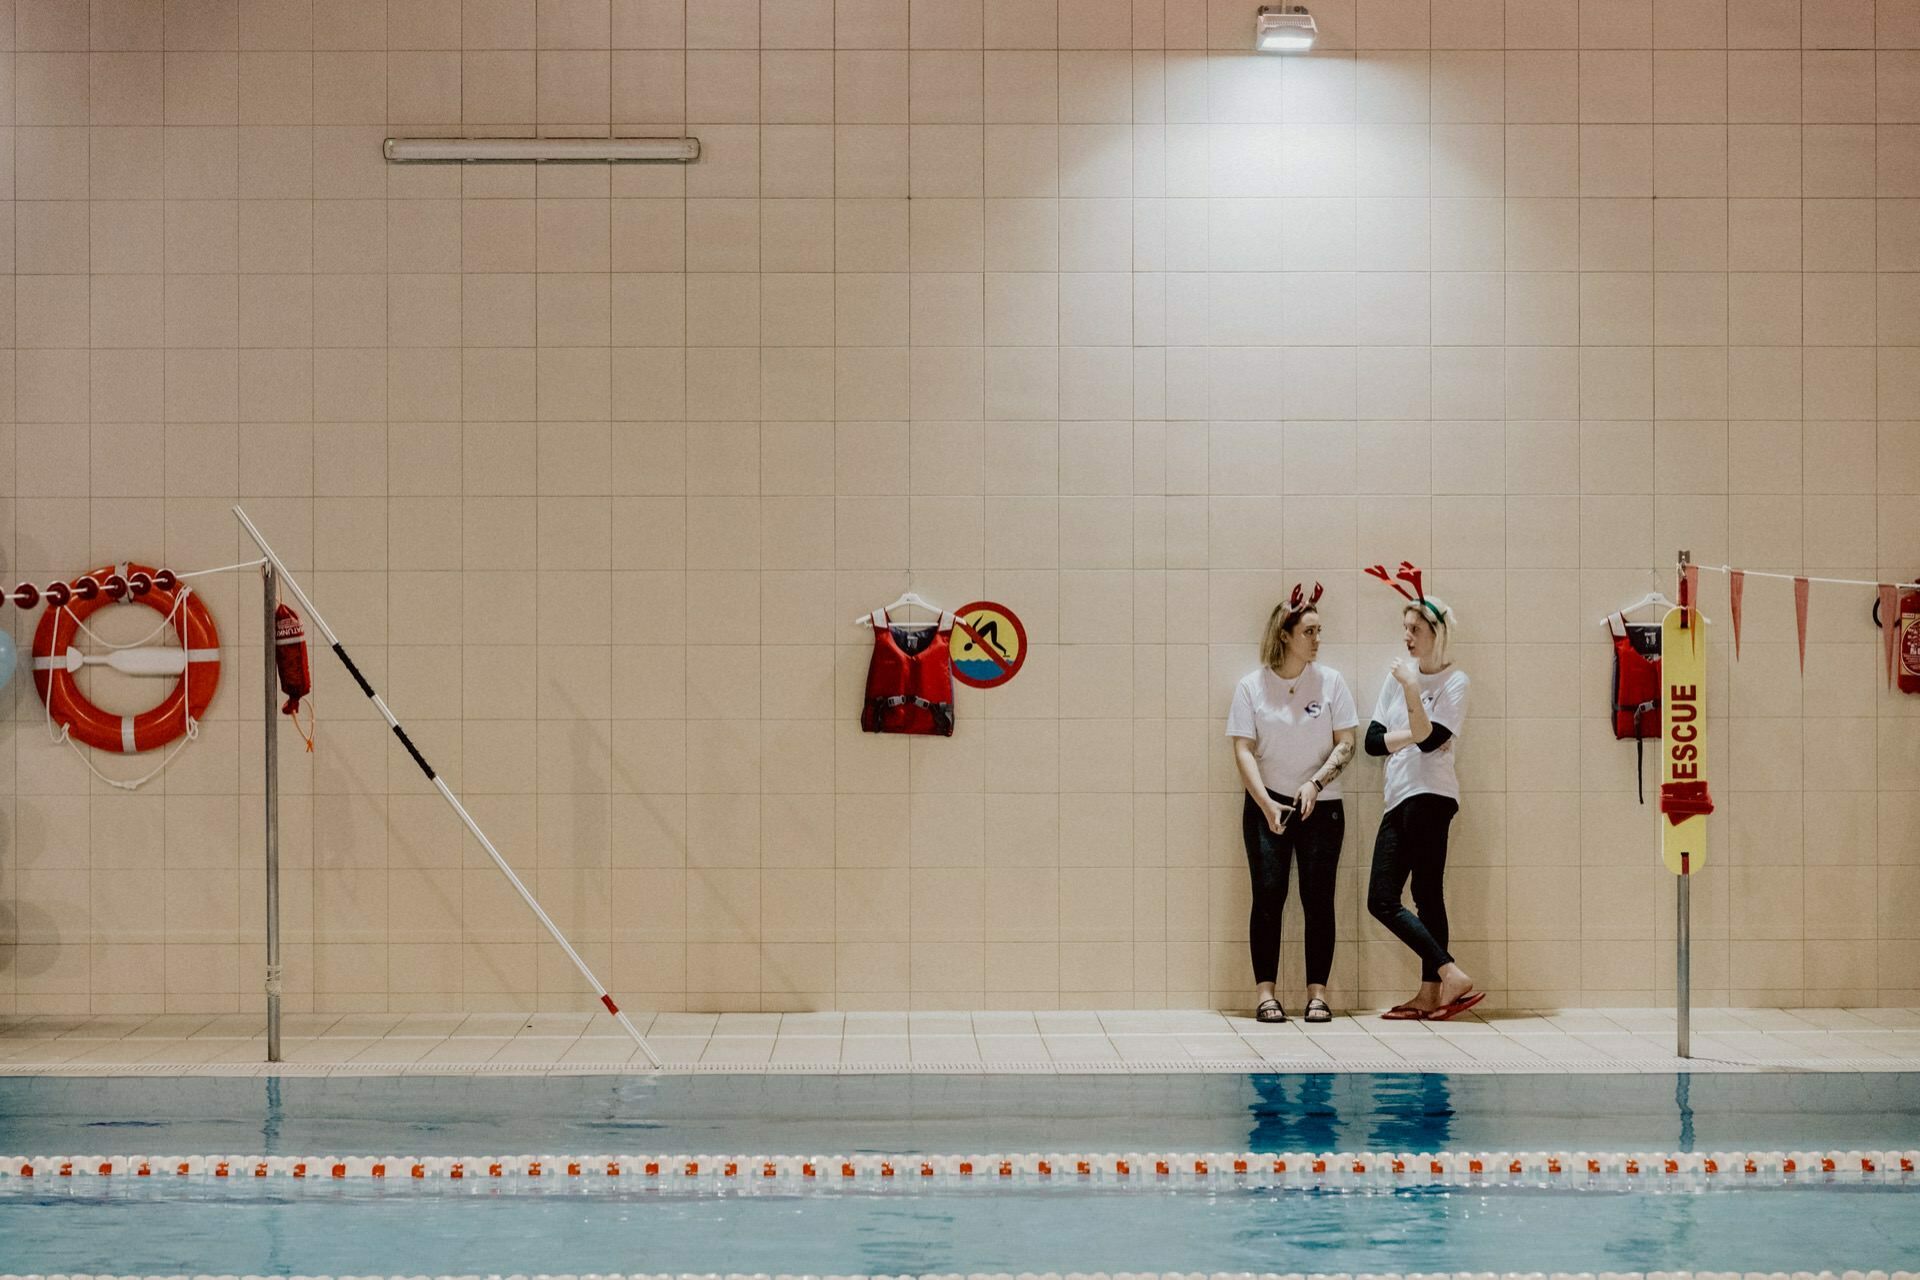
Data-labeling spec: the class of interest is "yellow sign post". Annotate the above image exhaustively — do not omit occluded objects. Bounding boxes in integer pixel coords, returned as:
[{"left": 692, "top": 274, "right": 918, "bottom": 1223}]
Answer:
[
  {"left": 1660, "top": 551, "right": 1710, "bottom": 1059},
  {"left": 1659, "top": 605, "right": 1708, "bottom": 876}
]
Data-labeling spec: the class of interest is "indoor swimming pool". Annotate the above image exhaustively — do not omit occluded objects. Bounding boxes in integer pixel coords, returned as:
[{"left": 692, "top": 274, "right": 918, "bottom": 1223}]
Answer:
[{"left": 2, "top": 1073, "right": 1916, "bottom": 1275}]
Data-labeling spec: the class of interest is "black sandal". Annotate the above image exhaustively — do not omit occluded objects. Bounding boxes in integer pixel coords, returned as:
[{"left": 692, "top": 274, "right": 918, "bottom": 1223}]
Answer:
[
  {"left": 1303, "top": 997, "right": 1333, "bottom": 1024},
  {"left": 1255, "top": 998, "right": 1287, "bottom": 1024}
]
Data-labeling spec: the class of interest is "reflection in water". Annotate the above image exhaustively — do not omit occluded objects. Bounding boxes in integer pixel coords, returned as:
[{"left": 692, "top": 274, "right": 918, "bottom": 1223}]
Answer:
[
  {"left": 1246, "top": 1075, "right": 1453, "bottom": 1153},
  {"left": 1676, "top": 1073, "right": 1694, "bottom": 1151},
  {"left": 1370, "top": 1073, "right": 1454, "bottom": 1154},
  {"left": 264, "top": 1076, "right": 283, "bottom": 1150},
  {"left": 12, "top": 1073, "right": 1920, "bottom": 1157},
  {"left": 1247, "top": 1074, "right": 1340, "bottom": 1153},
  {"left": 263, "top": 1078, "right": 290, "bottom": 1277}
]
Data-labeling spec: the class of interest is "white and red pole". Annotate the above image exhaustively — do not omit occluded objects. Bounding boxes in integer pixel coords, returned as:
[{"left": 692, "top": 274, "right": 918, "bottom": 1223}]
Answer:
[{"left": 234, "top": 506, "right": 661, "bottom": 1068}]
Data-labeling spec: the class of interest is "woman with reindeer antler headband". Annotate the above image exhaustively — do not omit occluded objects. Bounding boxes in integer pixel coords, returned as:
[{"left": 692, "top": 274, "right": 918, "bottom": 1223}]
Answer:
[
  {"left": 1226, "top": 581, "right": 1360, "bottom": 1024},
  {"left": 1361, "top": 562, "right": 1482, "bottom": 1022}
]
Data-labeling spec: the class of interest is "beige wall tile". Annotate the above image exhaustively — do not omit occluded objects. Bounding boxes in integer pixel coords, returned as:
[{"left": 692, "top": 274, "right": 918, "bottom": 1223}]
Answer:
[{"left": 11, "top": 16, "right": 1920, "bottom": 1014}]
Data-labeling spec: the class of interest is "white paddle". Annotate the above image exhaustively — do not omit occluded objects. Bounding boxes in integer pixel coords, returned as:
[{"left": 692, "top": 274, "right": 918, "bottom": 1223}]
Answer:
[{"left": 53, "top": 646, "right": 194, "bottom": 676}]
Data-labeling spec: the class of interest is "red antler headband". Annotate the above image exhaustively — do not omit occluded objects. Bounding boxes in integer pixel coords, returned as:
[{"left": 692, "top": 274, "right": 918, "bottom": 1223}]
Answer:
[
  {"left": 1366, "top": 561, "right": 1446, "bottom": 625},
  {"left": 1288, "top": 582, "right": 1324, "bottom": 611}
]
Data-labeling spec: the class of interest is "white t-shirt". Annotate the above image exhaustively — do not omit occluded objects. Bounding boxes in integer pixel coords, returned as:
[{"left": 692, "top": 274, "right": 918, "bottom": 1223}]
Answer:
[
  {"left": 1225, "top": 663, "right": 1360, "bottom": 800},
  {"left": 1370, "top": 666, "right": 1470, "bottom": 813}
]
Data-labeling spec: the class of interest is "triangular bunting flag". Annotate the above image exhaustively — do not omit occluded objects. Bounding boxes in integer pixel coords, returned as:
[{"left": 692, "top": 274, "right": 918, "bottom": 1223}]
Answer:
[
  {"left": 1729, "top": 569, "right": 1745, "bottom": 660},
  {"left": 1793, "top": 577, "right": 1811, "bottom": 675},
  {"left": 1882, "top": 583, "right": 1901, "bottom": 688},
  {"left": 1683, "top": 562, "right": 1701, "bottom": 652}
]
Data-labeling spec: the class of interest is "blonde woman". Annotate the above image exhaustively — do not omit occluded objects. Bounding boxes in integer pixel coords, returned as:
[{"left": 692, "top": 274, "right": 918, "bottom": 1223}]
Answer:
[
  {"left": 1226, "top": 583, "right": 1358, "bottom": 1024},
  {"left": 1362, "top": 564, "right": 1480, "bottom": 1021}
]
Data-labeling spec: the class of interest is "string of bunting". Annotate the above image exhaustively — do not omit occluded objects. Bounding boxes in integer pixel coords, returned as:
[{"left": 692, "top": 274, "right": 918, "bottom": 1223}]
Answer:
[
  {"left": 0, "top": 569, "right": 181, "bottom": 611},
  {"left": 1692, "top": 563, "right": 1919, "bottom": 686}
]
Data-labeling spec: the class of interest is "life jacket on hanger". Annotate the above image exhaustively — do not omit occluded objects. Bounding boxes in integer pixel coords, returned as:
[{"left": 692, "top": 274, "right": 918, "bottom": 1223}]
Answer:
[
  {"left": 862, "top": 609, "right": 956, "bottom": 736},
  {"left": 1607, "top": 611, "right": 1662, "bottom": 804}
]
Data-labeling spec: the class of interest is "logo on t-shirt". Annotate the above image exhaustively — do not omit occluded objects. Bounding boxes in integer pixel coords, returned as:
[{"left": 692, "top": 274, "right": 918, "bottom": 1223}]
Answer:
[{"left": 1304, "top": 700, "right": 1322, "bottom": 717}]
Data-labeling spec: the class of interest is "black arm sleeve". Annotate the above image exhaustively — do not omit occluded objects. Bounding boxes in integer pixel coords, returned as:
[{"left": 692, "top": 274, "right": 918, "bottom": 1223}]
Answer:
[
  {"left": 1416, "top": 723, "right": 1454, "bottom": 754},
  {"left": 1364, "top": 721, "right": 1389, "bottom": 757}
]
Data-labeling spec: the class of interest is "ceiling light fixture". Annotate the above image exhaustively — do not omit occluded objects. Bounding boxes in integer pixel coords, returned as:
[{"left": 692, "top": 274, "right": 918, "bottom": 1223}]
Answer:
[
  {"left": 1254, "top": 5, "right": 1317, "bottom": 52},
  {"left": 383, "top": 136, "right": 700, "bottom": 163}
]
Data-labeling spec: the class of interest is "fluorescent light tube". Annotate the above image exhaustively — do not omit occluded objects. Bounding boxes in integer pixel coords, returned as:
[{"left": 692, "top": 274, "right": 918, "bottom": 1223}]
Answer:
[
  {"left": 383, "top": 136, "right": 701, "bottom": 163},
  {"left": 1255, "top": 5, "right": 1317, "bottom": 51}
]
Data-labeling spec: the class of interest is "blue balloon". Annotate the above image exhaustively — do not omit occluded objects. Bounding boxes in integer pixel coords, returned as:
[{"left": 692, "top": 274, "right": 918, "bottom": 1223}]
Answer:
[{"left": 0, "top": 629, "right": 15, "bottom": 693}]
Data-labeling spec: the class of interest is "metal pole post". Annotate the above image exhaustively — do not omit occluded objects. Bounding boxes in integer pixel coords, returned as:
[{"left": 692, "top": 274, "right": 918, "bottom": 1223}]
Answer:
[
  {"left": 1675, "top": 547, "right": 1691, "bottom": 1060},
  {"left": 1677, "top": 871, "right": 1690, "bottom": 1059},
  {"left": 263, "top": 561, "right": 282, "bottom": 1063}
]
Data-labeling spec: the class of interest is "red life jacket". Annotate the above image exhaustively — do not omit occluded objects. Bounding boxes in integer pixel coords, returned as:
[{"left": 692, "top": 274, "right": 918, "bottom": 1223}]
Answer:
[
  {"left": 1607, "top": 611, "right": 1661, "bottom": 803},
  {"left": 861, "top": 609, "right": 956, "bottom": 736}
]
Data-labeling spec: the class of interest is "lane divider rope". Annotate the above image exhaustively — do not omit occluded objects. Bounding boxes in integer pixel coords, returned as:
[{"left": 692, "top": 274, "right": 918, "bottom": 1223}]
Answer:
[
  {"left": 1, "top": 1272, "right": 1916, "bottom": 1280},
  {"left": 3, "top": 1149, "right": 1914, "bottom": 1188}
]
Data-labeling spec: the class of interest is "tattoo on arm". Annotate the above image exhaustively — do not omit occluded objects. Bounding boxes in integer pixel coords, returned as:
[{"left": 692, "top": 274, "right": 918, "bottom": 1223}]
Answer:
[{"left": 1311, "top": 739, "right": 1353, "bottom": 789}]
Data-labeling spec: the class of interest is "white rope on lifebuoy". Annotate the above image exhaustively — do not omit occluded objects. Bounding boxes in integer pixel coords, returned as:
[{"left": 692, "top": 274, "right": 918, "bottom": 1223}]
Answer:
[
  {"left": 1, "top": 1148, "right": 1912, "bottom": 1187},
  {"left": 43, "top": 585, "right": 200, "bottom": 792},
  {"left": 21, "top": 557, "right": 264, "bottom": 792}
]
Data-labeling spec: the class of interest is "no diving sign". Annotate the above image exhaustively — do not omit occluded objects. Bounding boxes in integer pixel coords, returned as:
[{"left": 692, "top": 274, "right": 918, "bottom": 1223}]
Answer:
[{"left": 950, "top": 601, "right": 1027, "bottom": 689}]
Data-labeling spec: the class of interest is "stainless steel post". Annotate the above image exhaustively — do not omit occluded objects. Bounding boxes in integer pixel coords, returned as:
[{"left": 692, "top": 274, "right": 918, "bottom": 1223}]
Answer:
[
  {"left": 1677, "top": 871, "right": 1690, "bottom": 1059},
  {"left": 263, "top": 561, "right": 282, "bottom": 1063}
]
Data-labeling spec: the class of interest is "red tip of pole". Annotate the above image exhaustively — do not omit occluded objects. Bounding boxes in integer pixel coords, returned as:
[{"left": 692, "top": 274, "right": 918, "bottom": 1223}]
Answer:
[{"left": 601, "top": 994, "right": 619, "bottom": 1015}]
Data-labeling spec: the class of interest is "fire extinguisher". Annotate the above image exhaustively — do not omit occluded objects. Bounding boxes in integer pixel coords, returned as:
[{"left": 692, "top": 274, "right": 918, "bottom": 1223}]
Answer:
[{"left": 1873, "top": 576, "right": 1920, "bottom": 695}]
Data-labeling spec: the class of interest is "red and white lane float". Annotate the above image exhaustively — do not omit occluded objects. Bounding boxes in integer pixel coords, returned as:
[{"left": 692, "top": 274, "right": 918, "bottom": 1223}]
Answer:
[
  {"left": 0, "top": 1272, "right": 1914, "bottom": 1280},
  {"left": 1, "top": 1147, "right": 1911, "bottom": 1190},
  {"left": 13, "top": 563, "right": 220, "bottom": 787}
]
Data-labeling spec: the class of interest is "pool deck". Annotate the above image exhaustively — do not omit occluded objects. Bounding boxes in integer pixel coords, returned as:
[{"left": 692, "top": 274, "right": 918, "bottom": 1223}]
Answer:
[{"left": 2, "top": 1007, "right": 1917, "bottom": 1074}]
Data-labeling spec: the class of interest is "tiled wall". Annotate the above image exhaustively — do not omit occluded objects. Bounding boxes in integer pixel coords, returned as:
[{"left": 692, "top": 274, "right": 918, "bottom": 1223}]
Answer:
[{"left": 3, "top": 0, "right": 1918, "bottom": 1016}]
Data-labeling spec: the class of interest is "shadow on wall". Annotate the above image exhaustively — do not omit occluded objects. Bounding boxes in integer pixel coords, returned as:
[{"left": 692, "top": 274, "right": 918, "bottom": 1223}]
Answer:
[{"left": 0, "top": 804, "right": 68, "bottom": 977}]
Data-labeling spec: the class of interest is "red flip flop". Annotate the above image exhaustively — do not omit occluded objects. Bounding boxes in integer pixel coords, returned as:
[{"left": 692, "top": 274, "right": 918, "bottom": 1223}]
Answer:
[
  {"left": 1380, "top": 1005, "right": 1426, "bottom": 1021},
  {"left": 1423, "top": 990, "right": 1486, "bottom": 1021}
]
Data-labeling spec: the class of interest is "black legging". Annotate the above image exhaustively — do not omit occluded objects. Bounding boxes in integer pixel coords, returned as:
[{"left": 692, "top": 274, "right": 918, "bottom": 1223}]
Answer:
[
  {"left": 1241, "top": 790, "right": 1344, "bottom": 986},
  {"left": 1367, "top": 793, "right": 1459, "bottom": 982}
]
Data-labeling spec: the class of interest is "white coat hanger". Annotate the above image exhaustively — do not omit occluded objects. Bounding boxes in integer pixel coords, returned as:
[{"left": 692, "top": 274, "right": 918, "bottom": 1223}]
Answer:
[
  {"left": 854, "top": 590, "right": 951, "bottom": 628},
  {"left": 1605, "top": 590, "right": 1676, "bottom": 623},
  {"left": 1602, "top": 589, "right": 1711, "bottom": 628}
]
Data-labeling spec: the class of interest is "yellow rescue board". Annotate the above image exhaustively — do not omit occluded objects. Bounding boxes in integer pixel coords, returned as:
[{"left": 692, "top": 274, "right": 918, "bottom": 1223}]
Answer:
[{"left": 1660, "top": 605, "right": 1707, "bottom": 875}]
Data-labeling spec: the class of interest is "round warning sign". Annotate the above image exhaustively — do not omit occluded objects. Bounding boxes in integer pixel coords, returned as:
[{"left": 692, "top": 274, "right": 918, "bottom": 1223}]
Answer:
[{"left": 950, "top": 600, "right": 1027, "bottom": 689}]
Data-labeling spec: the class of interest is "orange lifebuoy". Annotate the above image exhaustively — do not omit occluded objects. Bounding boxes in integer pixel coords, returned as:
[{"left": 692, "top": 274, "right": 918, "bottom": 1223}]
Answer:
[{"left": 31, "top": 562, "right": 220, "bottom": 754}]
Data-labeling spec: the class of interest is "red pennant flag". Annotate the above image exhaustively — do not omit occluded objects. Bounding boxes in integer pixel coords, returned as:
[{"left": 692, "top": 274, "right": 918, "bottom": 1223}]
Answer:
[
  {"left": 1793, "top": 577, "right": 1811, "bottom": 674},
  {"left": 1882, "top": 584, "right": 1901, "bottom": 688},
  {"left": 1729, "top": 569, "right": 1745, "bottom": 660},
  {"left": 1683, "top": 562, "right": 1701, "bottom": 651}
]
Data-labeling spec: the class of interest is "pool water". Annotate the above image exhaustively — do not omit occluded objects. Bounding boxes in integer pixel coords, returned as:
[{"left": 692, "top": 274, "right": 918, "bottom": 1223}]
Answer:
[
  {"left": 1, "top": 1180, "right": 1914, "bottom": 1274},
  {"left": 4, "top": 1073, "right": 1916, "bottom": 1275},
  {"left": 4, "top": 1073, "right": 1917, "bottom": 1156}
]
